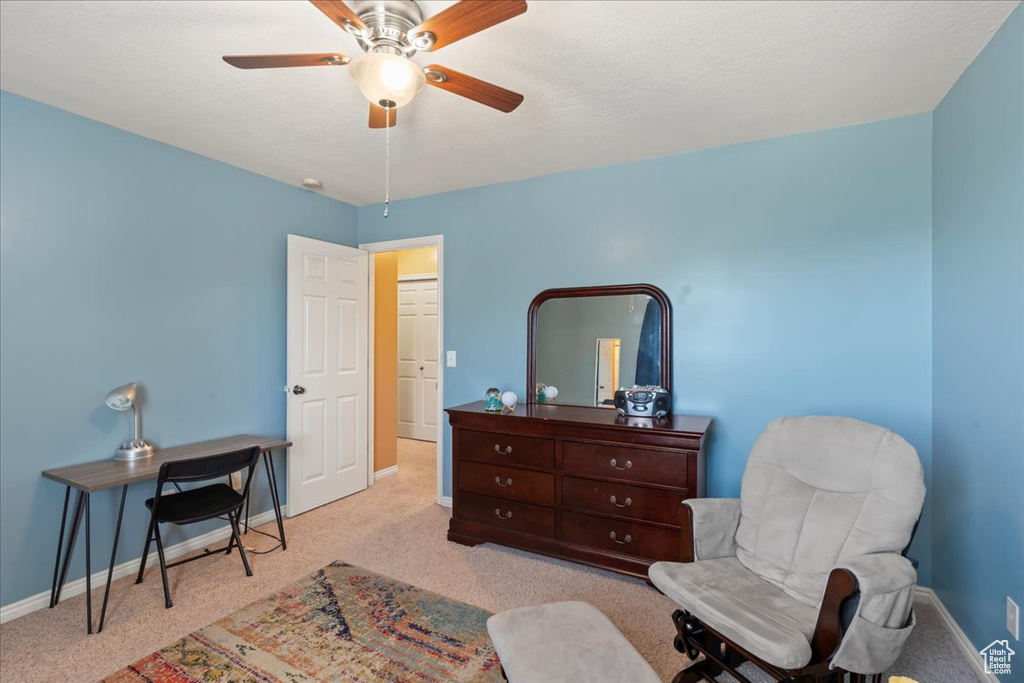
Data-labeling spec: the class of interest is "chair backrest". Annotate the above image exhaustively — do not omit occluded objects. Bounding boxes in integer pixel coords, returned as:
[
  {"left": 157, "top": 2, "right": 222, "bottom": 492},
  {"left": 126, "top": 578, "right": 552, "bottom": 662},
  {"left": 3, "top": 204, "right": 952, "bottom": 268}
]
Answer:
[
  {"left": 734, "top": 416, "right": 925, "bottom": 607},
  {"left": 156, "top": 446, "right": 261, "bottom": 490}
]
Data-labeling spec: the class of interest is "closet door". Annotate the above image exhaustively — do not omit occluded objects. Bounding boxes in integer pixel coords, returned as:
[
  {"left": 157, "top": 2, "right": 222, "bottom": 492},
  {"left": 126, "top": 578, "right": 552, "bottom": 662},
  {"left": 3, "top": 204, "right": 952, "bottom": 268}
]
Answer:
[{"left": 397, "top": 279, "right": 438, "bottom": 442}]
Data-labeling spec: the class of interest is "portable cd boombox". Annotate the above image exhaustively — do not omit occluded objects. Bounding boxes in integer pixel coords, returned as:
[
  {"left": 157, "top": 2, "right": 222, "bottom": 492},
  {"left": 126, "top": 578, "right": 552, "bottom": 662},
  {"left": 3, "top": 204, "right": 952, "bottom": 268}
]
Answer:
[{"left": 614, "top": 385, "right": 671, "bottom": 418}]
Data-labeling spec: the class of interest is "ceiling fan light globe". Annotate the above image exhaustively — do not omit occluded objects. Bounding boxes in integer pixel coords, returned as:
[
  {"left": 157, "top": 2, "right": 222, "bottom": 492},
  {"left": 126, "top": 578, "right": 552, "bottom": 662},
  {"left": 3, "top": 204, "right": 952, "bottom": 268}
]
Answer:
[
  {"left": 349, "top": 53, "right": 425, "bottom": 108},
  {"left": 380, "top": 60, "right": 415, "bottom": 90}
]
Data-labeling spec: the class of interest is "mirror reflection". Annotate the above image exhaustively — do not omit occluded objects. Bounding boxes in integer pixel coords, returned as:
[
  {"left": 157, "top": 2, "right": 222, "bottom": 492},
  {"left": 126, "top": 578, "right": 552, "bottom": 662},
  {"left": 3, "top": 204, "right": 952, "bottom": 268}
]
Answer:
[{"left": 535, "top": 294, "right": 662, "bottom": 407}]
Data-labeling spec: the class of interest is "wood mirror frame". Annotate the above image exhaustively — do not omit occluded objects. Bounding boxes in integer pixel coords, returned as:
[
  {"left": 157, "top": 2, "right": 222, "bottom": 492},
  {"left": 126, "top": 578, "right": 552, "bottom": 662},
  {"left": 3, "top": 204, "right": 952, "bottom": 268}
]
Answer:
[{"left": 526, "top": 283, "right": 673, "bottom": 405}]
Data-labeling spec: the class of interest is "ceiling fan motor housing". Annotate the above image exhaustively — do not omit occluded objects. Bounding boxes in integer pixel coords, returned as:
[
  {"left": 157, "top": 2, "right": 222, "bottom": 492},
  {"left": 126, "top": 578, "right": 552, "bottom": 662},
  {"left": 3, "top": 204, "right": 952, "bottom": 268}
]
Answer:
[{"left": 352, "top": 0, "right": 430, "bottom": 55}]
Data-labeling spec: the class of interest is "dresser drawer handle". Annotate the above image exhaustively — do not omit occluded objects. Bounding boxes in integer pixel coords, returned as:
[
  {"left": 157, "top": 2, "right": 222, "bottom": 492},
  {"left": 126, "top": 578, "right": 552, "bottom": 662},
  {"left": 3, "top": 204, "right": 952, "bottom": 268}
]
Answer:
[
  {"left": 609, "top": 459, "right": 632, "bottom": 471},
  {"left": 495, "top": 508, "right": 513, "bottom": 520},
  {"left": 609, "top": 531, "right": 632, "bottom": 544},
  {"left": 609, "top": 495, "right": 632, "bottom": 508},
  {"left": 494, "top": 444, "right": 513, "bottom": 455},
  {"left": 494, "top": 476, "right": 513, "bottom": 487}
]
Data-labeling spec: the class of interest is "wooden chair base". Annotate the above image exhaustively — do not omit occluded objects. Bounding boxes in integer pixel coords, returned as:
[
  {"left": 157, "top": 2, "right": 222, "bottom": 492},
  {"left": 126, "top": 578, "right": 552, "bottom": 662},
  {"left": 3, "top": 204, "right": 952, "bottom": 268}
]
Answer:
[
  {"left": 671, "top": 659, "right": 719, "bottom": 683},
  {"left": 668, "top": 609, "right": 882, "bottom": 683}
]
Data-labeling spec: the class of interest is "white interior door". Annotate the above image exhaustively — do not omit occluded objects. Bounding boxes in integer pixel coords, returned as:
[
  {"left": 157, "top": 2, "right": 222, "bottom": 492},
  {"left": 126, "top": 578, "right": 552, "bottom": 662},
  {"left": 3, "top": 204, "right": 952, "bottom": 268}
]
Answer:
[
  {"left": 397, "top": 278, "right": 438, "bottom": 442},
  {"left": 286, "top": 235, "right": 368, "bottom": 516}
]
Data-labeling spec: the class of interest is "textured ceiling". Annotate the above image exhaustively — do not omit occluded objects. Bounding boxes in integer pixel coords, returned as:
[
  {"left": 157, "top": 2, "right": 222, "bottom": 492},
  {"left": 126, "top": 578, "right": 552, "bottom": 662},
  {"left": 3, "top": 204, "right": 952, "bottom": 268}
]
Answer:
[{"left": 0, "top": 1, "right": 1018, "bottom": 206}]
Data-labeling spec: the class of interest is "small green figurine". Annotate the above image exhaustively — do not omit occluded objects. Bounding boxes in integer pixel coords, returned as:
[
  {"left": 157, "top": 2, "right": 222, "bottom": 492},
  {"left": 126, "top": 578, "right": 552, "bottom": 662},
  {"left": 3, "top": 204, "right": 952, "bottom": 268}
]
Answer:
[{"left": 485, "top": 387, "right": 502, "bottom": 412}]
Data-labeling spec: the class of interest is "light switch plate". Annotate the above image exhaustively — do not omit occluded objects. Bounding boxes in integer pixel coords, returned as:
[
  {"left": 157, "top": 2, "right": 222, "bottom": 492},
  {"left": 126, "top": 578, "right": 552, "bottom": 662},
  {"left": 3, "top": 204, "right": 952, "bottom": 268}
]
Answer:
[
  {"left": 446, "top": 350, "right": 456, "bottom": 368},
  {"left": 230, "top": 471, "right": 242, "bottom": 491},
  {"left": 1009, "top": 597, "right": 1019, "bottom": 640}
]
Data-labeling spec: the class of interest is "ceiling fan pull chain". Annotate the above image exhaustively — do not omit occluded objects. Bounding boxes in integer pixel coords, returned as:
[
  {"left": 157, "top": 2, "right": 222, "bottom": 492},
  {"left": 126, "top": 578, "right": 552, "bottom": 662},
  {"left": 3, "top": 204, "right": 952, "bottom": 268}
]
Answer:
[{"left": 383, "top": 102, "right": 391, "bottom": 218}]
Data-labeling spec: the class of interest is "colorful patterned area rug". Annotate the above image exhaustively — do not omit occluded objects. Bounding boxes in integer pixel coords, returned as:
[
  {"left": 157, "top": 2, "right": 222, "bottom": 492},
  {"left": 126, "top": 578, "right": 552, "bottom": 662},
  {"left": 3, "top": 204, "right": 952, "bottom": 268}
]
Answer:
[{"left": 102, "top": 561, "right": 503, "bottom": 682}]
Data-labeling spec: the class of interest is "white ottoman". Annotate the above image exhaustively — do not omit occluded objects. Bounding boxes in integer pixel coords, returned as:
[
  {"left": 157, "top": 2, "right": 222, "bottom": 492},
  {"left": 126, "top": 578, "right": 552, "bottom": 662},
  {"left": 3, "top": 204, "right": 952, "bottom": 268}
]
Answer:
[{"left": 486, "top": 601, "right": 661, "bottom": 683}]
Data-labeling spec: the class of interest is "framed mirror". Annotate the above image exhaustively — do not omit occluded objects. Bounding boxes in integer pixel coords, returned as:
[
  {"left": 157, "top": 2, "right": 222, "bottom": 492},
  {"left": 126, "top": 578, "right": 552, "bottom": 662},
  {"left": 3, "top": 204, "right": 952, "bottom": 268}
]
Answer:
[{"left": 527, "top": 284, "right": 672, "bottom": 407}]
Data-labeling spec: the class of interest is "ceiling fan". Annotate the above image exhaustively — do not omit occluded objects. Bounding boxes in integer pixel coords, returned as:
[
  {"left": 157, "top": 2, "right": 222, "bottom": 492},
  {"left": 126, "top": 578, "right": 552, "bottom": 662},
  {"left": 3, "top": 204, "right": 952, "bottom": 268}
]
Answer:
[{"left": 223, "top": 0, "right": 527, "bottom": 129}]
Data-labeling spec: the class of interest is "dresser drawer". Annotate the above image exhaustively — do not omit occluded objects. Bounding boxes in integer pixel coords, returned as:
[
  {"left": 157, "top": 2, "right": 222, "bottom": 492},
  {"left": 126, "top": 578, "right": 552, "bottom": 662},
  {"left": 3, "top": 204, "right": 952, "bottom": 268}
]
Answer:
[
  {"left": 458, "top": 460, "right": 555, "bottom": 506},
  {"left": 458, "top": 492, "right": 555, "bottom": 538},
  {"left": 562, "top": 441, "right": 689, "bottom": 488},
  {"left": 561, "top": 511, "right": 680, "bottom": 561},
  {"left": 458, "top": 429, "right": 555, "bottom": 470},
  {"left": 562, "top": 477, "right": 685, "bottom": 527}
]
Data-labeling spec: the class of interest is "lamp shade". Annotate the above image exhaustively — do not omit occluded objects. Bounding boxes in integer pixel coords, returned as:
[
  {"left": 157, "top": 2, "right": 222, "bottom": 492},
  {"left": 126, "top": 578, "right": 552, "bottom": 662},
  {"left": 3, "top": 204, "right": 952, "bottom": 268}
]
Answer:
[
  {"left": 104, "top": 383, "right": 137, "bottom": 411},
  {"left": 349, "top": 53, "right": 426, "bottom": 108}
]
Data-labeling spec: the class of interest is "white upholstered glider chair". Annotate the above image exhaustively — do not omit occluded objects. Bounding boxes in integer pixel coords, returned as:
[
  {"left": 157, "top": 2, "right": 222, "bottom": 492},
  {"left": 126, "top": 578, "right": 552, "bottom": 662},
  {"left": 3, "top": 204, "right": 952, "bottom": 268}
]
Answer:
[{"left": 649, "top": 416, "right": 925, "bottom": 683}]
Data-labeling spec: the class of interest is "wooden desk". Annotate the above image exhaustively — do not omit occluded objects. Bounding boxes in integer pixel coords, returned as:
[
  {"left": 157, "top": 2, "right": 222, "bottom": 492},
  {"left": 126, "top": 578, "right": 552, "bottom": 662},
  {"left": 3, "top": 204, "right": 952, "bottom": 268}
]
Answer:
[{"left": 42, "top": 434, "right": 291, "bottom": 634}]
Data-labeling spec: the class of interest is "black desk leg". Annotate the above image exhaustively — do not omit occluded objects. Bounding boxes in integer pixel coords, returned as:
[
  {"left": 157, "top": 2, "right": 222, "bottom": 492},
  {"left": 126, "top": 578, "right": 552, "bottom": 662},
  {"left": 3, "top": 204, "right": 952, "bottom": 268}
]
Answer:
[
  {"left": 264, "top": 451, "right": 287, "bottom": 550},
  {"left": 53, "top": 490, "right": 86, "bottom": 606},
  {"left": 49, "top": 486, "right": 71, "bottom": 608},
  {"left": 97, "top": 485, "right": 127, "bottom": 633},
  {"left": 85, "top": 492, "right": 92, "bottom": 634},
  {"left": 242, "top": 451, "right": 287, "bottom": 551}
]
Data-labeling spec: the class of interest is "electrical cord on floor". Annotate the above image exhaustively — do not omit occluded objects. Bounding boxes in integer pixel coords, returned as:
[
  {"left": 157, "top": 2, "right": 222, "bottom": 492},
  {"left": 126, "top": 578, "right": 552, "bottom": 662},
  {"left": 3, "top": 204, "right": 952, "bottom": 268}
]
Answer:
[
  {"left": 199, "top": 514, "right": 283, "bottom": 555},
  {"left": 237, "top": 524, "right": 283, "bottom": 555}
]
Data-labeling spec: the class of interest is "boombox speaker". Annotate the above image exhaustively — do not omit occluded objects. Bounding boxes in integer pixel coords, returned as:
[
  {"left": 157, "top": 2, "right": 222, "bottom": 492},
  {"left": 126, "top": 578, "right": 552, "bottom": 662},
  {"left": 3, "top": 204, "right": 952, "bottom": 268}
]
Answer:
[{"left": 614, "top": 386, "right": 671, "bottom": 418}]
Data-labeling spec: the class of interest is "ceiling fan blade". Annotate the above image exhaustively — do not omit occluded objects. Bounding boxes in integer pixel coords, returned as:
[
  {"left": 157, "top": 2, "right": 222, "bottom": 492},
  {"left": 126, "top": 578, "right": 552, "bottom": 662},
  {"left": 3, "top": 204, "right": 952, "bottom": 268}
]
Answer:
[
  {"left": 222, "top": 53, "right": 350, "bottom": 69},
  {"left": 369, "top": 103, "right": 397, "bottom": 129},
  {"left": 424, "top": 65, "right": 524, "bottom": 113},
  {"left": 310, "top": 0, "right": 367, "bottom": 36},
  {"left": 410, "top": 0, "right": 527, "bottom": 51}
]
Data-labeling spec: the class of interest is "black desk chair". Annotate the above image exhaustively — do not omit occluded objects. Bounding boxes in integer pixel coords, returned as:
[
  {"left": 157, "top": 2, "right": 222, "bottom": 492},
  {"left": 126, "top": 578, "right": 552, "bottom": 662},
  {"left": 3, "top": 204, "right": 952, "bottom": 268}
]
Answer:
[{"left": 135, "top": 446, "right": 260, "bottom": 608}]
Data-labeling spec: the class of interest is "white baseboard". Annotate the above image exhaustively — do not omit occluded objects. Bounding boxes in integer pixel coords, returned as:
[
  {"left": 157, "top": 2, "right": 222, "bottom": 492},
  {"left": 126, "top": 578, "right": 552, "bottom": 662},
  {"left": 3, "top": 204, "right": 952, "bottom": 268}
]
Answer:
[
  {"left": 0, "top": 507, "right": 284, "bottom": 625},
  {"left": 914, "top": 586, "right": 998, "bottom": 682},
  {"left": 374, "top": 465, "right": 399, "bottom": 481},
  {"left": 439, "top": 496, "right": 453, "bottom": 508}
]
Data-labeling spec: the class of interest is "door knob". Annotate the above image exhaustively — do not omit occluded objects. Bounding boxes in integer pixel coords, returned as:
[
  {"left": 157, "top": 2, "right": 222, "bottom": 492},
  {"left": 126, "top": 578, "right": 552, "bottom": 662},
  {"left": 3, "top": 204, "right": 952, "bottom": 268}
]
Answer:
[{"left": 292, "top": 385, "right": 306, "bottom": 395}]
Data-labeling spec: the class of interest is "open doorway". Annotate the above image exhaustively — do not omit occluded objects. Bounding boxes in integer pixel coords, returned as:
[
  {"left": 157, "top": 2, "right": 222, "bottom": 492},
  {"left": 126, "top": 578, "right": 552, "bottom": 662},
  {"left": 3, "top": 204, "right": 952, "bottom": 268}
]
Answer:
[
  {"left": 362, "top": 236, "right": 445, "bottom": 506},
  {"left": 594, "top": 337, "right": 621, "bottom": 406}
]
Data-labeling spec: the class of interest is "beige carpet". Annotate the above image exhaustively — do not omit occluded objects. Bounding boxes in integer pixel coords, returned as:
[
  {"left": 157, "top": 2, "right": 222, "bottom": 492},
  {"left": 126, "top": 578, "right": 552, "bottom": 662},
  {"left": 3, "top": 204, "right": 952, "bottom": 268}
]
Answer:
[{"left": 1, "top": 439, "right": 980, "bottom": 682}]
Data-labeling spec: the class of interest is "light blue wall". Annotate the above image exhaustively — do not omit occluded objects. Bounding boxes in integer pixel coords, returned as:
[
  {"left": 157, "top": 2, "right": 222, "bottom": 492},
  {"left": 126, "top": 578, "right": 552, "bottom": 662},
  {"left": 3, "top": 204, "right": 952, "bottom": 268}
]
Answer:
[
  {"left": 0, "top": 91, "right": 358, "bottom": 605},
  {"left": 358, "top": 114, "right": 935, "bottom": 583},
  {"left": 932, "top": 5, "right": 1023, "bottom": 663},
  {"left": 0, "top": 88, "right": 946, "bottom": 609}
]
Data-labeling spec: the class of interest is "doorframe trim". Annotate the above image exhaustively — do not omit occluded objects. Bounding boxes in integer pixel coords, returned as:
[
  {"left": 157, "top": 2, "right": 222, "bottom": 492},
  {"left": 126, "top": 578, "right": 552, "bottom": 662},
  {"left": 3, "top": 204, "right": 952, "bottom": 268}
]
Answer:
[{"left": 360, "top": 235, "right": 445, "bottom": 507}]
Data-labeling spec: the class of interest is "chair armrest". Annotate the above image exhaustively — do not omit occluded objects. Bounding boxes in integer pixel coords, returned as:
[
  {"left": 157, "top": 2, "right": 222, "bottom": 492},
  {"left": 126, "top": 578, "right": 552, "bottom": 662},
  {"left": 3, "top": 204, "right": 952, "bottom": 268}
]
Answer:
[
  {"left": 809, "top": 568, "right": 859, "bottom": 662},
  {"left": 827, "top": 554, "right": 919, "bottom": 674},
  {"left": 679, "top": 498, "right": 741, "bottom": 562},
  {"left": 810, "top": 554, "right": 918, "bottom": 666},
  {"left": 838, "top": 553, "right": 917, "bottom": 597}
]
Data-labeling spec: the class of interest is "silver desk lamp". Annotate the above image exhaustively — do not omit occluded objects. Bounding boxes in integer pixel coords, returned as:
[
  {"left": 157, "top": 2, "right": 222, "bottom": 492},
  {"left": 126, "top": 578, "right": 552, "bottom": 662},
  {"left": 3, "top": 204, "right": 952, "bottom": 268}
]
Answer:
[{"left": 105, "top": 382, "right": 155, "bottom": 461}]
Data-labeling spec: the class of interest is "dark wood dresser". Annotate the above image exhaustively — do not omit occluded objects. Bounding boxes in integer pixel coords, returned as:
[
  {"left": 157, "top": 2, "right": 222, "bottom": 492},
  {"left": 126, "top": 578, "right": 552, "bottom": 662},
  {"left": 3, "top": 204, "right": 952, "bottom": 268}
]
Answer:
[{"left": 446, "top": 401, "right": 711, "bottom": 578}]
